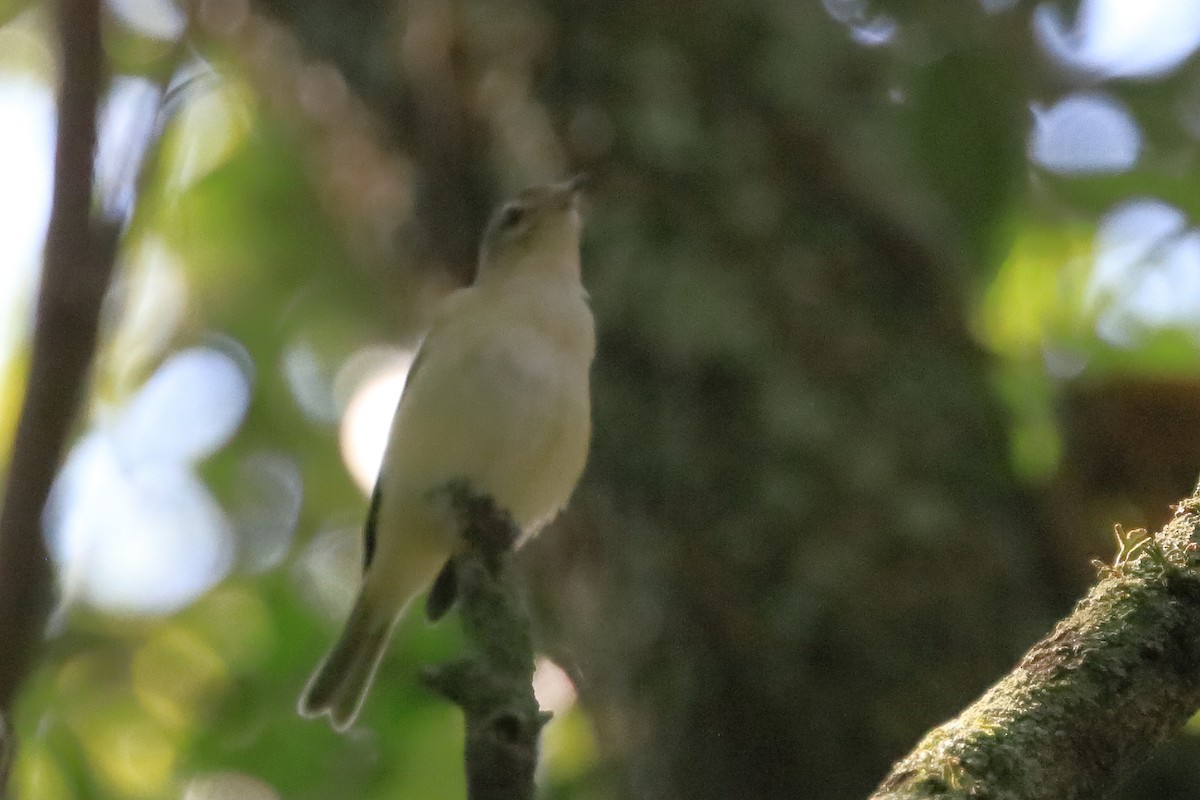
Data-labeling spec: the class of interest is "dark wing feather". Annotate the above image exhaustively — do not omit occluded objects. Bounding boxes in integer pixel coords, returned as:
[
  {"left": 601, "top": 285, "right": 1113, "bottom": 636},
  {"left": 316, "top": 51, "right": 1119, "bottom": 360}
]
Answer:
[
  {"left": 424, "top": 557, "right": 459, "bottom": 622},
  {"left": 361, "top": 339, "right": 430, "bottom": 574},
  {"left": 362, "top": 482, "right": 382, "bottom": 573}
]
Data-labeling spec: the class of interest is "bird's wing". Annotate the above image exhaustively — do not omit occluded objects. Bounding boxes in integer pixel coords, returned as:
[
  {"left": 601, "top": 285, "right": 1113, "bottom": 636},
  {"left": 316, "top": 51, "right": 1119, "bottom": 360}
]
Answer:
[
  {"left": 424, "top": 556, "right": 459, "bottom": 621},
  {"left": 361, "top": 482, "right": 382, "bottom": 573},
  {"left": 361, "top": 337, "right": 430, "bottom": 574}
]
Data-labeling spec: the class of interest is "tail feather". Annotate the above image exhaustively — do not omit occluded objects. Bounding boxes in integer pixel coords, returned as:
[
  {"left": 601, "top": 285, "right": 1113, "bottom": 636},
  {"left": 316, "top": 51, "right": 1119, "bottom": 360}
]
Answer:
[{"left": 298, "top": 593, "right": 394, "bottom": 731}]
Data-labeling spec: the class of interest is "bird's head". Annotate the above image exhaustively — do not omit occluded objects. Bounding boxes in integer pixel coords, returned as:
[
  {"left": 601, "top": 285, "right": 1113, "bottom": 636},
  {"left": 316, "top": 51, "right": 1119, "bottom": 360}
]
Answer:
[{"left": 477, "top": 176, "right": 586, "bottom": 282}]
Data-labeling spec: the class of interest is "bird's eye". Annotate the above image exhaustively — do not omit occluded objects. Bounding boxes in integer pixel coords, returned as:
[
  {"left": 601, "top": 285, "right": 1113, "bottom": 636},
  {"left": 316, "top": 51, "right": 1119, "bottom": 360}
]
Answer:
[{"left": 499, "top": 205, "right": 525, "bottom": 231}]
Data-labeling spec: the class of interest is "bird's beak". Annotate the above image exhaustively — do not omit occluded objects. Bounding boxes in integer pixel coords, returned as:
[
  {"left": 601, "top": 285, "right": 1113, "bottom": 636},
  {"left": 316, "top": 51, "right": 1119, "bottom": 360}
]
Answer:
[
  {"left": 565, "top": 173, "right": 589, "bottom": 195},
  {"left": 558, "top": 173, "right": 589, "bottom": 213}
]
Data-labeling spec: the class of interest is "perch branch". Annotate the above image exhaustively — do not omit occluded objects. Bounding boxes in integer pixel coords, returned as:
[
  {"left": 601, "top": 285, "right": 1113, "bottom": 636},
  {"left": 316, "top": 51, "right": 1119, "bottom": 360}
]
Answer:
[
  {"left": 871, "top": 491, "right": 1200, "bottom": 800},
  {"left": 423, "top": 480, "right": 549, "bottom": 800}
]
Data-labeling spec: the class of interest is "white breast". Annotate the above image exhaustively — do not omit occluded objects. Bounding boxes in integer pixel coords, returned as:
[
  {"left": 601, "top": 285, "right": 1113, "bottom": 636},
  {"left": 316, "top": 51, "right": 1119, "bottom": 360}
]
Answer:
[{"left": 381, "top": 276, "right": 594, "bottom": 537}]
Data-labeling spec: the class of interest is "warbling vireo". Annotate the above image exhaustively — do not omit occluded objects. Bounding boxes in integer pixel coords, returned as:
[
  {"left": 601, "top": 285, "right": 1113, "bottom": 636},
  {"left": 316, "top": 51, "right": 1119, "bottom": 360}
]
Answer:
[{"left": 298, "top": 177, "right": 594, "bottom": 731}]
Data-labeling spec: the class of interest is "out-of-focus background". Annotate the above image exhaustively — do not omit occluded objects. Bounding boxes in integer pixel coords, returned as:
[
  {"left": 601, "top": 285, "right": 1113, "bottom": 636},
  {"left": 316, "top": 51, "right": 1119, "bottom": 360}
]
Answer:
[{"left": 4, "top": 0, "right": 1200, "bottom": 798}]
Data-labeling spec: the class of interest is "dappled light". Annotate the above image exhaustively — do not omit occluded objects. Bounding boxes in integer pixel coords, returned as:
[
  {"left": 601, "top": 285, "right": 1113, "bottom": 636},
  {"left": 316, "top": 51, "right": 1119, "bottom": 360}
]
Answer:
[
  {"left": 114, "top": 345, "right": 251, "bottom": 463},
  {"left": 44, "top": 346, "right": 251, "bottom": 614},
  {"left": 106, "top": 0, "right": 187, "bottom": 41},
  {"left": 74, "top": 699, "right": 179, "bottom": 798},
  {"left": 293, "top": 525, "right": 361, "bottom": 623},
  {"left": 132, "top": 623, "right": 228, "bottom": 729},
  {"left": 184, "top": 771, "right": 281, "bottom": 800},
  {"left": 1, "top": 0, "right": 1200, "bottom": 797},
  {"left": 10, "top": 743, "right": 72, "bottom": 800},
  {"left": 107, "top": 237, "right": 189, "bottom": 389},
  {"left": 160, "top": 70, "right": 256, "bottom": 193},
  {"left": 978, "top": 0, "right": 1018, "bottom": 13},
  {"left": 532, "top": 657, "right": 577, "bottom": 716},
  {"left": 0, "top": 76, "right": 50, "bottom": 272},
  {"left": 282, "top": 340, "right": 342, "bottom": 424},
  {"left": 821, "top": 0, "right": 898, "bottom": 47},
  {"left": 0, "top": 74, "right": 51, "bottom": 393},
  {"left": 95, "top": 77, "right": 163, "bottom": 221},
  {"left": 1029, "top": 92, "right": 1141, "bottom": 174},
  {"left": 1088, "top": 199, "right": 1200, "bottom": 347},
  {"left": 229, "top": 451, "right": 303, "bottom": 573},
  {"left": 337, "top": 347, "right": 414, "bottom": 494},
  {"left": 1035, "top": 0, "right": 1200, "bottom": 79}
]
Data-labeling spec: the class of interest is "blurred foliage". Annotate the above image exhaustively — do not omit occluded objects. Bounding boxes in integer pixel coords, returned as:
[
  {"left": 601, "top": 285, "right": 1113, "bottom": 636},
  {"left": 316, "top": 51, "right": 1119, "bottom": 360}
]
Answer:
[{"left": 3, "top": 0, "right": 1200, "bottom": 798}]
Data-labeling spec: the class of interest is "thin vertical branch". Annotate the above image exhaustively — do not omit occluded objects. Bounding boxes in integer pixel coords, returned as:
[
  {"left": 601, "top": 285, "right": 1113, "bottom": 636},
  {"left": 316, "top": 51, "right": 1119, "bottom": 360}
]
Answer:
[{"left": 0, "top": 0, "right": 115, "bottom": 782}]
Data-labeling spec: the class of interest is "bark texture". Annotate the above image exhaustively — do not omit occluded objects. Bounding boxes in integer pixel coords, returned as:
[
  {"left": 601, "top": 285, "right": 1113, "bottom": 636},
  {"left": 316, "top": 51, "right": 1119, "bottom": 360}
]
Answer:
[
  {"left": 873, "top": 496, "right": 1200, "bottom": 799},
  {"left": 423, "top": 482, "right": 548, "bottom": 800}
]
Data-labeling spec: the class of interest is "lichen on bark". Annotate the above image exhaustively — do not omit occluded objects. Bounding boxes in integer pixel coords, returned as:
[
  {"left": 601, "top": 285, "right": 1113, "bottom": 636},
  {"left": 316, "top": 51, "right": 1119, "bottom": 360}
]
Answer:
[{"left": 873, "top": 495, "right": 1200, "bottom": 800}]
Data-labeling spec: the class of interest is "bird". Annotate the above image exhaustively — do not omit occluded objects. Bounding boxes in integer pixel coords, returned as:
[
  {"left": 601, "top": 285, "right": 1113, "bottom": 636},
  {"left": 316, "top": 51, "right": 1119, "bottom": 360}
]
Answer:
[{"left": 298, "top": 177, "right": 594, "bottom": 731}]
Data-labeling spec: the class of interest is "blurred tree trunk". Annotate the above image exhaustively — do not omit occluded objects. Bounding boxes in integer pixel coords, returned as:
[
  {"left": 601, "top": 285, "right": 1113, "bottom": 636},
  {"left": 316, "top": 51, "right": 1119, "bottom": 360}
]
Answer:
[
  {"left": 248, "top": 1, "right": 1066, "bottom": 797},
  {"left": 520, "top": 6, "right": 1059, "bottom": 798}
]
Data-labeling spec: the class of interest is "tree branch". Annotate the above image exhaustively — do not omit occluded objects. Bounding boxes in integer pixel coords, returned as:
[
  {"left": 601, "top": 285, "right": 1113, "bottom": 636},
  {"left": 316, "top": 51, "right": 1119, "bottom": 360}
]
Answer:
[
  {"left": 422, "top": 481, "right": 549, "bottom": 800},
  {"left": 0, "top": 0, "right": 115, "bottom": 783},
  {"left": 871, "top": 492, "right": 1200, "bottom": 799}
]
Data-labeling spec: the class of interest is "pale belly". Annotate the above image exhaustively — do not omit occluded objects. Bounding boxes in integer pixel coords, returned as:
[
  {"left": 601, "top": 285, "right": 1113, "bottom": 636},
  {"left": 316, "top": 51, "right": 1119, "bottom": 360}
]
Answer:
[{"left": 383, "top": 334, "right": 591, "bottom": 539}]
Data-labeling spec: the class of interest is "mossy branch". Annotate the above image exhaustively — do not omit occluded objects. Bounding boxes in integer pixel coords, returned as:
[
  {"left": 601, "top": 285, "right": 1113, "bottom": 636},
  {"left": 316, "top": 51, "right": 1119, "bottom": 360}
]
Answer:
[
  {"left": 871, "top": 492, "right": 1200, "bottom": 800},
  {"left": 423, "top": 481, "right": 550, "bottom": 800}
]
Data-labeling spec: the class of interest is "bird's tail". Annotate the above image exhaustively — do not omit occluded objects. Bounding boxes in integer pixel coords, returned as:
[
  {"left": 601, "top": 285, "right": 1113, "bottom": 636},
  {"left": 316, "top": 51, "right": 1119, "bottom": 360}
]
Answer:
[{"left": 298, "top": 592, "right": 396, "bottom": 731}]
